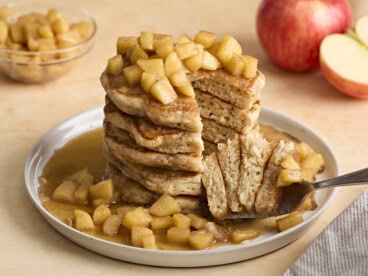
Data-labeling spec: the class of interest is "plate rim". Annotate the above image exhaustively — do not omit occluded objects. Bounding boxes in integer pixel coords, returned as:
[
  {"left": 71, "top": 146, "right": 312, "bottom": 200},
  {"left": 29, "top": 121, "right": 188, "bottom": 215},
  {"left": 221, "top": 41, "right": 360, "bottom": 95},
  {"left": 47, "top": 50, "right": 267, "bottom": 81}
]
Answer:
[{"left": 24, "top": 106, "right": 339, "bottom": 267}]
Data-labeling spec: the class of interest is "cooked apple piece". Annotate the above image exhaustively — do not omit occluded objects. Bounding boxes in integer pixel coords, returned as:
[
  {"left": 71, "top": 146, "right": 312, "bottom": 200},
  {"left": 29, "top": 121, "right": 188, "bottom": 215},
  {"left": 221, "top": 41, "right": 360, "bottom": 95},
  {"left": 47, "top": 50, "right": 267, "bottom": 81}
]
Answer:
[
  {"left": 27, "top": 37, "right": 39, "bottom": 51},
  {"left": 241, "top": 55, "right": 258, "bottom": 79},
  {"left": 130, "top": 44, "right": 149, "bottom": 64},
  {"left": 131, "top": 226, "right": 153, "bottom": 247},
  {"left": 355, "top": 16, "right": 368, "bottom": 45},
  {"left": 52, "top": 180, "right": 78, "bottom": 203},
  {"left": 164, "top": 51, "right": 184, "bottom": 77},
  {"left": 142, "top": 233, "right": 157, "bottom": 250},
  {"left": 23, "top": 23, "right": 39, "bottom": 41},
  {"left": 92, "top": 204, "right": 111, "bottom": 225},
  {"left": 149, "top": 194, "right": 182, "bottom": 216},
  {"left": 276, "top": 212, "right": 304, "bottom": 232},
  {"left": 139, "top": 31, "right": 154, "bottom": 51},
  {"left": 46, "top": 8, "right": 60, "bottom": 22},
  {"left": 187, "top": 214, "right": 208, "bottom": 230},
  {"left": 141, "top": 72, "right": 159, "bottom": 92},
  {"left": 136, "top": 58, "right": 165, "bottom": 77},
  {"left": 0, "top": 20, "right": 8, "bottom": 45},
  {"left": 188, "top": 230, "right": 215, "bottom": 250},
  {"left": 281, "top": 154, "right": 300, "bottom": 170},
  {"left": 0, "top": 6, "right": 14, "bottom": 19},
  {"left": 117, "top": 36, "right": 138, "bottom": 55},
  {"left": 176, "top": 83, "right": 195, "bottom": 98},
  {"left": 116, "top": 205, "right": 138, "bottom": 219},
  {"left": 51, "top": 17, "right": 69, "bottom": 35},
  {"left": 149, "top": 77, "right": 178, "bottom": 104},
  {"left": 107, "top": 54, "right": 124, "bottom": 74},
  {"left": 151, "top": 216, "right": 173, "bottom": 231},
  {"left": 168, "top": 69, "right": 189, "bottom": 87},
  {"left": 176, "top": 33, "right": 192, "bottom": 44},
  {"left": 172, "top": 213, "right": 191, "bottom": 228},
  {"left": 38, "top": 40, "right": 57, "bottom": 54},
  {"left": 276, "top": 169, "right": 303, "bottom": 187},
  {"left": 70, "top": 21, "right": 92, "bottom": 39},
  {"left": 301, "top": 153, "right": 324, "bottom": 174},
  {"left": 74, "top": 209, "right": 94, "bottom": 231},
  {"left": 175, "top": 41, "right": 199, "bottom": 60},
  {"left": 103, "top": 215, "right": 122, "bottom": 236},
  {"left": 74, "top": 181, "right": 93, "bottom": 204},
  {"left": 68, "top": 168, "right": 94, "bottom": 186},
  {"left": 229, "top": 228, "right": 260, "bottom": 243},
  {"left": 184, "top": 44, "right": 203, "bottom": 72},
  {"left": 216, "top": 35, "right": 242, "bottom": 64},
  {"left": 207, "top": 40, "right": 220, "bottom": 56},
  {"left": 154, "top": 35, "right": 174, "bottom": 59},
  {"left": 301, "top": 153, "right": 324, "bottom": 181},
  {"left": 122, "top": 207, "right": 152, "bottom": 229},
  {"left": 89, "top": 179, "right": 114, "bottom": 202},
  {"left": 123, "top": 64, "right": 143, "bottom": 86},
  {"left": 9, "top": 23, "right": 25, "bottom": 44},
  {"left": 194, "top": 30, "right": 216, "bottom": 49},
  {"left": 166, "top": 227, "right": 190, "bottom": 243},
  {"left": 201, "top": 50, "right": 222, "bottom": 70},
  {"left": 224, "top": 53, "right": 245, "bottom": 76},
  {"left": 37, "top": 24, "right": 54, "bottom": 39},
  {"left": 296, "top": 142, "right": 314, "bottom": 161}
]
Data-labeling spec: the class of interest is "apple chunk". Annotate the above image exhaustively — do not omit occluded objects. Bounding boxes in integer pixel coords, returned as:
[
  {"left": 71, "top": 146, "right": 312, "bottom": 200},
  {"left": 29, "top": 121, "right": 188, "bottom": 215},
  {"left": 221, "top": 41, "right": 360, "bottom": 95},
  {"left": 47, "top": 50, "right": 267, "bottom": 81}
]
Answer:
[{"left": 320, "top": 34, "right": 368, "bottom": 99}]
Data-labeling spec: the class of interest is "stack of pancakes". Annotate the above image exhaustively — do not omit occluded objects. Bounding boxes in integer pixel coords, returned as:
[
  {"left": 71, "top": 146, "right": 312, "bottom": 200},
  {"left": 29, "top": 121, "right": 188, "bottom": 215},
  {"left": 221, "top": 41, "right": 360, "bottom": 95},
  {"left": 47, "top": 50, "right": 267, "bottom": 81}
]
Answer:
[
  {"left": 101, "top": 72, "right": 204, "bottom": 212},
  {"left": 101, "top": 67, "right": 266, "bottom": 215}
]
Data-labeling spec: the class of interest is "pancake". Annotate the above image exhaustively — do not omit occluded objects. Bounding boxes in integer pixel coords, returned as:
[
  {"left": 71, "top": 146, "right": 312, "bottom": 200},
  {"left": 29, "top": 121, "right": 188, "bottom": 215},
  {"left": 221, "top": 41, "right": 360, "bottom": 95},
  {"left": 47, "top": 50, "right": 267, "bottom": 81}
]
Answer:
[
  {"left": 104, "top": 100, "right": 203, "bottom": 154},
  {"left": 104, "top": 121, "right": 203, "bottom": 172}
]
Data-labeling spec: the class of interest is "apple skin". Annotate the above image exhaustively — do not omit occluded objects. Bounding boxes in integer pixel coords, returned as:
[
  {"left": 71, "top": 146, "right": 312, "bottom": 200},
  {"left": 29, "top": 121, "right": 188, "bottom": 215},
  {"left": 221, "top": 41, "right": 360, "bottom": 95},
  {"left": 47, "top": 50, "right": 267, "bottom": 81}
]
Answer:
[
  {"left": 256, "top": 0, "right": 352, "bottom": 72},
  {"left": 320, "top": 58, "right": 368, "bottom": 99}
]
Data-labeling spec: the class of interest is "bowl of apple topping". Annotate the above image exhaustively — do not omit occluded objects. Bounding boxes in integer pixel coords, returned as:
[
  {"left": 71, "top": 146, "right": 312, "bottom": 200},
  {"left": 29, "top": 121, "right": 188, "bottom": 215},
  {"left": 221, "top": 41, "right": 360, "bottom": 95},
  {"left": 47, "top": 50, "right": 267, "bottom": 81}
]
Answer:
[{"left": 0, "top": 2, "right": 96, "bottom": 83}]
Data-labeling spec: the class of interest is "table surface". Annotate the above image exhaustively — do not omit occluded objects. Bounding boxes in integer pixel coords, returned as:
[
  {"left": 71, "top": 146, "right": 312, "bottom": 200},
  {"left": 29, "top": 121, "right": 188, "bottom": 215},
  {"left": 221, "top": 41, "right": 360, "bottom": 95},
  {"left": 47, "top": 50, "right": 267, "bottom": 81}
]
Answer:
[{"left": 1, "top": 0, "right": 367, "bottom": 275}]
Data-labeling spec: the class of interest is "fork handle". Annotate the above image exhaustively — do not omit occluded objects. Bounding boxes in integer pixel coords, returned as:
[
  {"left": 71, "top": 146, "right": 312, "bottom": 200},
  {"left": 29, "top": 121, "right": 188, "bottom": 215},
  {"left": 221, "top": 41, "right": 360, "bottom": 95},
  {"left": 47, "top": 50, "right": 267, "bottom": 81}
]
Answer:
[{"left": 314, "top": 167, "right": 368, "bottom": 189}]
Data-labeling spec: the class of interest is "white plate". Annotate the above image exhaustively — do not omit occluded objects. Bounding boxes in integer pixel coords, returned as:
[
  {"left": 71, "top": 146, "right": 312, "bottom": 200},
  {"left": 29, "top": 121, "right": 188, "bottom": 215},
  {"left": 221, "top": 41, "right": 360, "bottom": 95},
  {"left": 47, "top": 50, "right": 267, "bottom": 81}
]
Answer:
[{"left": 24, "top": 107, "right": 338, "bottom": 267}]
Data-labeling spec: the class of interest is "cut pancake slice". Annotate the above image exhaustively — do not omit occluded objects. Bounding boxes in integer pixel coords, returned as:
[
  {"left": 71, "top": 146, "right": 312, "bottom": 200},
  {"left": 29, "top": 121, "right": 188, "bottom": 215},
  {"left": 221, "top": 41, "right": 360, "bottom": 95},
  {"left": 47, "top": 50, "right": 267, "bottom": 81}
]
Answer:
[
  {"left": 216, "top": 135, "right": 242, "bottom": 212},
  {"left": 104, "top": 121, "right": 203, "bottom": 172},
  {"left": 255, "top": 140, "right": 296, "bottom": 215},
  {"left": 101, "top": 71, "right": 203, "bottom": 132},
  {"left": 105, "top": 145, "right": 202, "bottom": 196},
  {"left": 202, "top": 117, "right": 239, "bottom": 144},
  {"left": 202, "top": 152, "right": 228, "bottom": 220},
  {"left": 107, "top": 162, "right": 200, "bottom": 211},
  {"left": 238, "top": 132, "right": 274, "bottom": 212},
  {"left": 104, "top": 100, "right": 204, "bottom": 154},
  {"left": 203, "top": 140, "right": 218, "bottom": 157},
  {"left": 190, "top": 69, "right": 265, "bottom": 109},
  {"left": 195, "top": 89, "right": 261, "bottom": 133}
]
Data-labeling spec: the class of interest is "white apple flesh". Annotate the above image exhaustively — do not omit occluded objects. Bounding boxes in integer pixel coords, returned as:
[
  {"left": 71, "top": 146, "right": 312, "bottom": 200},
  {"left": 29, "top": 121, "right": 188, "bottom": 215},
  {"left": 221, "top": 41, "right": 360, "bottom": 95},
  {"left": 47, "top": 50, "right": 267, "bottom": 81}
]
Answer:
[
  {"left": 355, "top": 16, "right": 368, "bottom": 46},
  {"left": 257, "top": 0, "right": 352, "bottom": 72},
  {"left": 320, "top": 34, "right": 368, "bottom": 98}
]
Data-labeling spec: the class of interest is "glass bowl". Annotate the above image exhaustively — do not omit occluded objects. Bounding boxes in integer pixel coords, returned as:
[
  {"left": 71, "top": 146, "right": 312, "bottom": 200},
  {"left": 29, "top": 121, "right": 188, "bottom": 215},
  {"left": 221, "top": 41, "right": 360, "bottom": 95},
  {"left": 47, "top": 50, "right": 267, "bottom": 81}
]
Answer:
[{"left": 0, "top": 2, "right": 97, "bottom": 83}]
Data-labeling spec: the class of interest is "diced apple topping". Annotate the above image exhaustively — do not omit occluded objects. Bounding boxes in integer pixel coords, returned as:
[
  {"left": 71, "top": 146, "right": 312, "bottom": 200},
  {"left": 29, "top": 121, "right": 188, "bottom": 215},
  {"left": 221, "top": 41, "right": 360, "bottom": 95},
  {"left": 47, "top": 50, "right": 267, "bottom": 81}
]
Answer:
[
  {"left": 139, "top": 31, "right": 154, "bottom": 51},
  {"left": 107, "top": 54, "right": 124, "bottom": 74},
  {"left": 149, "top": 77, "right": 178, "bottom": 105},
  {"left": 109, "top": 31, "right": 260, "bottom": 105},
  {"left": 123, "top": 64, "right": 143, "bottom": 86},
  {"left": 194, "top": 30, "right": 216, "bottom": 49},
  {"left": 117, "top": 36, "right": 138, "bottom": 55}
]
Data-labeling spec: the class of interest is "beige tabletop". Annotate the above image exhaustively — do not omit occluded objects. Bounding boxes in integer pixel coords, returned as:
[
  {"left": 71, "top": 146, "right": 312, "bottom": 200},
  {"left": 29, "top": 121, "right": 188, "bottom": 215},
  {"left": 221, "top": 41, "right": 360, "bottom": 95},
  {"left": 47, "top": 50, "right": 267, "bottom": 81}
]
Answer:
[{"left": 1, "top": 0, "right": 368, "bottom": 275}]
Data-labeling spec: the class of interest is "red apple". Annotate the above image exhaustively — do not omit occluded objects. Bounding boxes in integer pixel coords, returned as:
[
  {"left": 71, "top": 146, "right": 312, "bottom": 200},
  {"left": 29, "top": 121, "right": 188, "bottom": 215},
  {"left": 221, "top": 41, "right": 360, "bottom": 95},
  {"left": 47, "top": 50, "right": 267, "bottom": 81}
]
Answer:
[
  {"left": 320, "top": 33, "right": 368, "bottom": 99},
  {"left": 256, "top": 0, "right": 352, "bottom": 72}
]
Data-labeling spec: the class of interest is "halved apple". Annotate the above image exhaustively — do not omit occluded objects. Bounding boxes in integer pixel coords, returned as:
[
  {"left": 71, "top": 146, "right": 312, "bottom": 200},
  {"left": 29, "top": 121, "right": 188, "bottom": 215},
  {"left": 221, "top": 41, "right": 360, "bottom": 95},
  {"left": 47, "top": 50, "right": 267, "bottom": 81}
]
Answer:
[{"left": 320, "top": 34, "right": 368, "bottom": 99}]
